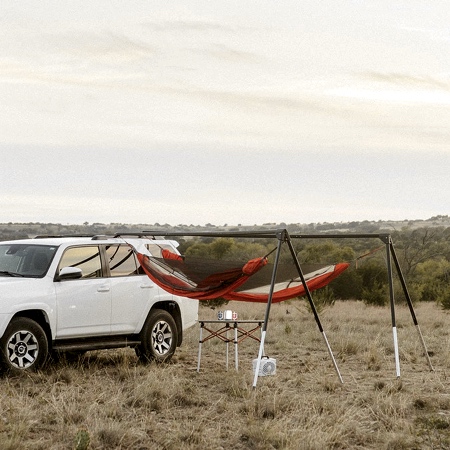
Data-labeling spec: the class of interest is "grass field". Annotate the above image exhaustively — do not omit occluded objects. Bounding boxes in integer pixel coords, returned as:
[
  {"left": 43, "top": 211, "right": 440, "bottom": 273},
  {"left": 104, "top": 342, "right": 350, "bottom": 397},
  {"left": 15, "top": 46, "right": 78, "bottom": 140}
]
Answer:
[{"left": 1, "top": 300, "right": 449, "bottom": 449}]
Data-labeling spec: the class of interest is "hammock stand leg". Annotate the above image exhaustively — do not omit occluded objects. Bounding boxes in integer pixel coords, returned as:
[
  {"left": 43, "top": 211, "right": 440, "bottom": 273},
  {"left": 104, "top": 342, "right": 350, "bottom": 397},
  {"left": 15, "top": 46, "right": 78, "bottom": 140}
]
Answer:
[
  {"left": 389, "top": 241, "right": 434, "bottom": 371},
  {"left": 252, "top": 232, "right": 284, "bottom": 388},
  {"left": 287, "top": 238, "right": 344, "bottom": 384},
  {"left": 385, "top": 238, "right": 401, "bottom": 378}
]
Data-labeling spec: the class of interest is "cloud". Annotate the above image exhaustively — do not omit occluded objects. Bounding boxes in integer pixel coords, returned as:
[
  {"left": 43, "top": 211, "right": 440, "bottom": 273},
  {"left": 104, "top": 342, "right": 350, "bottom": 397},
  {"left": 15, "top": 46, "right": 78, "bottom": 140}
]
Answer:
[
  {"left": 400, "top": 25, "right": 450, "bottom": 43},
  {"left": 360, "top": 71, "right": 450, "bottom": 91},
  {"left": 326, "top": 71, "right": 450, "bottom": 110},
  {"left": 140, "top": 18, "right": 239, "bottom": 33},
  {"left": 52, "top": 31, "right": 156, "bottom": 63},
  {"left": 0, "top": 26, "right": 157, "bottom": 85},
  {"left": 198, "top": 44, "right": 263, "bottom": 64}
]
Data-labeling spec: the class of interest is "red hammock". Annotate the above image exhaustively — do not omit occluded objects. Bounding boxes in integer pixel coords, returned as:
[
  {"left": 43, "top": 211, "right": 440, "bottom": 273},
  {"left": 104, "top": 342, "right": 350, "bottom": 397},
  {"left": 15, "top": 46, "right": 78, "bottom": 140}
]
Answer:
[
  {"left": 136, "top": 252, "right": 268, "bottom": 300},
  {"left": 224, "top": 262, "right": 349, "bottom": 303},
  {"left": 136, "top": 249, "right": 349, "bottom": 303}
]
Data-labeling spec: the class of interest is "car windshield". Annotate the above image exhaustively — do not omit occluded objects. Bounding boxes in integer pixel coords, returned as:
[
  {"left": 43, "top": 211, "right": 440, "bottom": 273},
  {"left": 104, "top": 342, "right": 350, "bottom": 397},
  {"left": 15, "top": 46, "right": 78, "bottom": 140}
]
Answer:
[{"left": 0, "top": 244, "right": 58, "bottom": 278}]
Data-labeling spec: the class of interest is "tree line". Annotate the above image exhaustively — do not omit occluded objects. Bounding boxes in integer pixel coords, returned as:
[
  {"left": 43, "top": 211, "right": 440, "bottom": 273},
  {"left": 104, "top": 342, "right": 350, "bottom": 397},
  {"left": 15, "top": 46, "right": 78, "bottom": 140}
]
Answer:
[
  {"left": 176, "top": 227, "right": 450, "bottom": 309},
  {"left": 1, "top": 223, "right": 450, "bottom": 308}
]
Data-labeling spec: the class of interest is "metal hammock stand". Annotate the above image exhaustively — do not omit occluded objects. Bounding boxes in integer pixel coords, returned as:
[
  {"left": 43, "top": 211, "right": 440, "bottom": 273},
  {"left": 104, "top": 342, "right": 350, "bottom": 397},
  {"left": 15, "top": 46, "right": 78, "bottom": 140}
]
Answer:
[{"left": 118, "top": 229, "right": 434, "bottom": 388}]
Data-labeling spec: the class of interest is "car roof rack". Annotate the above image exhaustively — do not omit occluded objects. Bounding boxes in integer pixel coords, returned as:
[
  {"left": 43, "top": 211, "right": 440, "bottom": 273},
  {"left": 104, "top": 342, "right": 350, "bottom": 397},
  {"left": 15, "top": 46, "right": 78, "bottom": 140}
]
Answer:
[
  {"left": 34, "top": 234, "right": 97, "bottom": 239},
  {"left": 34, "top": 234, "right": 116, "bottom": 240},
  {"left": 113, "top": 233, "right": 156, "bottom": 239},
  {"left": 33, "top": 233, "right": 160, "bottom": 241},
  {"left": 32, "top": 233, "right": 165, "bottom": 242}
]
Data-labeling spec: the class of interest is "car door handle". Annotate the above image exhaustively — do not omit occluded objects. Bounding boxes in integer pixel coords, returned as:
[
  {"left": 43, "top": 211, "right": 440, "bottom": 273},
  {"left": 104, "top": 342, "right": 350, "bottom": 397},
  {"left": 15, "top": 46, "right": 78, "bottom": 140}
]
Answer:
[
  {"left": 140, "top": 283, "right": 155, "bottom": 289},
  {"left": 97, "top": 285, "right": 110, "bottom": 292}
]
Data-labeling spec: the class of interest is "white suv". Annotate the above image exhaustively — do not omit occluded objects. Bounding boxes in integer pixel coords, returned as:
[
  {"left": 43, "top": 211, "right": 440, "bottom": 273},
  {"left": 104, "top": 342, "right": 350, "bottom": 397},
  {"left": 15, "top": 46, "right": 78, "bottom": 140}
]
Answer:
[{"left": 0, "top": 234, "right": 198, "bottom": 373}]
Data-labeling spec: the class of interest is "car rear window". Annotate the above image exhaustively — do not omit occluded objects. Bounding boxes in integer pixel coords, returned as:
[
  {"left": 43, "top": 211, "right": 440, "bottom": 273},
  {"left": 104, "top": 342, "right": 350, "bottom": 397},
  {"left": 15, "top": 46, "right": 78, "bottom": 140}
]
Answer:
[{"left": 105, "top": 245, "right": 140, "bottom": 277}]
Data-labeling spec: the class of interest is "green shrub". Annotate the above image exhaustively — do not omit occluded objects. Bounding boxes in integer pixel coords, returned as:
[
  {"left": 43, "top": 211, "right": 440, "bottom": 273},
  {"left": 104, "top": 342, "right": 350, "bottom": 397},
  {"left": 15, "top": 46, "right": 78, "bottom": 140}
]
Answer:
[
  {"left": 362, "top": 281, "right": 388, "bottom": 306},
  {"left": 305, "top": 286, "right": 335, "bottom": 314}
]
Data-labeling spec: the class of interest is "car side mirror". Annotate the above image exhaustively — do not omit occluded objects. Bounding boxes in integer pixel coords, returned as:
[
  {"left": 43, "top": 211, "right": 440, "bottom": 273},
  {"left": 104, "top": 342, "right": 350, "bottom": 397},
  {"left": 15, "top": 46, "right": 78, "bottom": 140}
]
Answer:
[{"left": 56, "top": 267, "right": 83, "bottom": 280}]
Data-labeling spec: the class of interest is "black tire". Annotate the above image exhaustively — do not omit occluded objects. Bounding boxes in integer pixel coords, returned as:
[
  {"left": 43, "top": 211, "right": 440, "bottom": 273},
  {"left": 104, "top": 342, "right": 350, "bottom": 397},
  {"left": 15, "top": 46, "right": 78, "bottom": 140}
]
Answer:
[
  {"left": 136, "top": 309, "right": 178, "bottom": 363},
  {"left": 0, "top": 317, "right": 48, "bottom": 373}
]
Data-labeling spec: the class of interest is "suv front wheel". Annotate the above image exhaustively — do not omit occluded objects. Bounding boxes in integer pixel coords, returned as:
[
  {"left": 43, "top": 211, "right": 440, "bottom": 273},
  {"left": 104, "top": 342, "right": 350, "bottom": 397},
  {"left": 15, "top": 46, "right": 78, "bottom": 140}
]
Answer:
[
  {"left": 136, "top": 309, "right": 178, "bottom": 363},
  {"left": 0, "top": 317, "right": 48, "bottom": 373}
]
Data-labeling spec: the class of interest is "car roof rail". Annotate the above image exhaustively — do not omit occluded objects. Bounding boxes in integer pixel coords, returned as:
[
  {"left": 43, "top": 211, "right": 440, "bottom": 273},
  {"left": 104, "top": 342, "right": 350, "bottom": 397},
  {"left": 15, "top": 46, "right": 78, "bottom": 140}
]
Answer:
[
  {"left": 34, "top": 234, "right": 96, "bottom": 239},
  {"left": 33, "top": 234, "right": 122, "bottom": 240},
  {"left": 33, "top": 233, "right": 160, "bottom": 240}
]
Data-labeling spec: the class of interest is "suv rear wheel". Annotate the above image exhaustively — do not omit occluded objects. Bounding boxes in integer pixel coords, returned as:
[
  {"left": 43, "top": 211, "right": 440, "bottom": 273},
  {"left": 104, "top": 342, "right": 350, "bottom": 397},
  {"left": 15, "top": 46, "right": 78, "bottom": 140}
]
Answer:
[
  {"left": 0, "top": 317, "right": 48, "bottom": 373},
  {"left": 136, "top": 309, "right": 178, "bottom": 363}
]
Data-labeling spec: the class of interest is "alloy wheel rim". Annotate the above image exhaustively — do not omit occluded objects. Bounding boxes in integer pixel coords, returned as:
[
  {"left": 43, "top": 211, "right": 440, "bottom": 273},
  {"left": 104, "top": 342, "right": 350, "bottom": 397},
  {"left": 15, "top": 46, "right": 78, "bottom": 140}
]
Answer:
[
  {"left": 7, "top": 330, "right": 39, "bottom": 369},
  {"left": 151, "top": 321, "right": 172, "bottom": 355}
]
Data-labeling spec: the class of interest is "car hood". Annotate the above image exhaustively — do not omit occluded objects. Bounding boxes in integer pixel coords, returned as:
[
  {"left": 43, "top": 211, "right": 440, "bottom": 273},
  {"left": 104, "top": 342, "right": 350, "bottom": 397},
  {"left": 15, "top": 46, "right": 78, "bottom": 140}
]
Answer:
[
  {"left": 0, "top": 276, "right": 40, "bottom": 284},
  {"left": 0, "top": 276, "right": 46, "bottom": 294},
  {"left": 0, "top": 276, "right": 55, "bottom": 315}
]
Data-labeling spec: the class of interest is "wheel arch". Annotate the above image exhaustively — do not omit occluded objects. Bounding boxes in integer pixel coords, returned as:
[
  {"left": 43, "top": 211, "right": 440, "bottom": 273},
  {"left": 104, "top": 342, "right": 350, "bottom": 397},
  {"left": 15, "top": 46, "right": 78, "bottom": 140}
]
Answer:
[
  {"left": 150, "top": 301, "right": 183, "bottom": 347},
  {"left": 10, "top": 310, "right": 52, "bottom": 349}
]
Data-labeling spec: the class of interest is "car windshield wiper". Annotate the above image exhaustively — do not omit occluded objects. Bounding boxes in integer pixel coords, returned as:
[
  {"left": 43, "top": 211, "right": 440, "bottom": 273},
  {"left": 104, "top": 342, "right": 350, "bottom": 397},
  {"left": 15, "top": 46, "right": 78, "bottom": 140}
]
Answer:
[{"left": 0, "top": 270, "right": 25, "bottom": 277}]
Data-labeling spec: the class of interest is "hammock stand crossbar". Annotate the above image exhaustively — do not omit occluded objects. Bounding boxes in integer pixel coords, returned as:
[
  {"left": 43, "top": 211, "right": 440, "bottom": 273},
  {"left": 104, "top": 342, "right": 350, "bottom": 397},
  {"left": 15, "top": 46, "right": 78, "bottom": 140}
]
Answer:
[{"left": 119, "top": 229, "right": 433, "bottom": 388}]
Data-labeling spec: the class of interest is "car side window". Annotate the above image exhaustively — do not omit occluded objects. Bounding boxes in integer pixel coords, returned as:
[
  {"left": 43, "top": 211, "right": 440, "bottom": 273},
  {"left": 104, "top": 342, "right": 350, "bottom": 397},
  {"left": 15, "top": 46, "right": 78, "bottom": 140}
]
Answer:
[
  {"left": 58, "top": 246, "right": 102, "bottom": 278},
  {"left": 106, "top": 245, "right": 140, "bottom": 277}
]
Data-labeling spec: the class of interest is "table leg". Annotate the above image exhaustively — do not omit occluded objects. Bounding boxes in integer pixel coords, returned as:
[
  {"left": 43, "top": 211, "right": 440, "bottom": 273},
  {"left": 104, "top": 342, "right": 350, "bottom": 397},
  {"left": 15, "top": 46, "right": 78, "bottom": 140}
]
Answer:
[
  {"left": 226, "top": 328, "right": 229, "bottom": 370},
  {"left": 234, "top": 324, "right": 238, "bottom": 371},
  {"left": 197, "top": 326, "right": 203, "bottom": 373}
]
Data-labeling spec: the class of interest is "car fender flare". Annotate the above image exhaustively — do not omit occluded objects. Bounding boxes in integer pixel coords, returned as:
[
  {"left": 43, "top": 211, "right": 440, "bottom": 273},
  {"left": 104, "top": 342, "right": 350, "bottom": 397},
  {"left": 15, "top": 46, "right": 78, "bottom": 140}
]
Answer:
[{"left": 2, "top": 304, "right": 54, "bottom": 340}]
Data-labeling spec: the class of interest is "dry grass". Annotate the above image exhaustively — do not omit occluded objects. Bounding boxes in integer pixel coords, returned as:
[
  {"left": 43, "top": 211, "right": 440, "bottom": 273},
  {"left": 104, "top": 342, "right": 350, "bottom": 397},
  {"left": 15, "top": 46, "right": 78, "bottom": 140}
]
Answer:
[{"left": 1, "top": 300, "right": 450, "bottom": 449}]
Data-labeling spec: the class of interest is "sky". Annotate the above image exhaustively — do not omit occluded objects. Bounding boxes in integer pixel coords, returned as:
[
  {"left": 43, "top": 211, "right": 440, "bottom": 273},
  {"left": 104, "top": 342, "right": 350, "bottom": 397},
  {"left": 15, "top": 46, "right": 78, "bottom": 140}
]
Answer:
[{"left": 1, "top": 1, "right": 449, "bottom": 226}]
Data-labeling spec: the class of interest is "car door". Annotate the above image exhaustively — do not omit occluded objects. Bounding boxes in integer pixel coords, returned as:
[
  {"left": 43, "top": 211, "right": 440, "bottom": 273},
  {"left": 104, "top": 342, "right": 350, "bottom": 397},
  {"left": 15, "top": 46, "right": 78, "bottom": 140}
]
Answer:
[
  {"left": 106, "top": 244, "right": 160, "bottom": 334},
  {"left": 54, "top": 245, "right": 111, "bottom": 337}
]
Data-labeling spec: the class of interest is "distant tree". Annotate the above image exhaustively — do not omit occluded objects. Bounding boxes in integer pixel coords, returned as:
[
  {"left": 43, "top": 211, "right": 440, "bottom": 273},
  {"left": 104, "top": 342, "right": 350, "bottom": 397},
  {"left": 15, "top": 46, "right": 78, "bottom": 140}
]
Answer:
[
  {"left": 184, "top": 238, "right": 270, "bottom": 261},
  {"left": 331, "top": 269, "right": 364, "bottom": 300},
  {"left": 359, "top": 259, "right": 389, "bottom": 306},
  {"left": 392, "top": 227, "right": 450, "bottom": 276},
  {"left": 296, "top": 241, "right": 355, "bottom": 264},
  {"left": 409, "top": 258, "right": 450, "bottom": 308}
]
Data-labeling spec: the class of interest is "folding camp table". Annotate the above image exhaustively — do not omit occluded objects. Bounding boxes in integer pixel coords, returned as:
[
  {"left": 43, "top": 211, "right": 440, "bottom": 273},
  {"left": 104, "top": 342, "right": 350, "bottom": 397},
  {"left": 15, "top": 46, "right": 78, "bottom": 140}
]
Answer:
[{"left": 197, "top": 320, "right": 264, "bottom": 372}]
